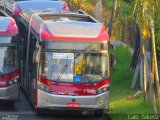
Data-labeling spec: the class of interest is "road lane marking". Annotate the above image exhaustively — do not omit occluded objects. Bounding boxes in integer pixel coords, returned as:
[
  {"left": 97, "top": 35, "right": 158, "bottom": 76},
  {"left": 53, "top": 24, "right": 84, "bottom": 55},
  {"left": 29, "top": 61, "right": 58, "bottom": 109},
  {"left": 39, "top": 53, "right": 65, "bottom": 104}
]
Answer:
[{"left": 0, "top": 111, "right": 35, "bottom": 115}]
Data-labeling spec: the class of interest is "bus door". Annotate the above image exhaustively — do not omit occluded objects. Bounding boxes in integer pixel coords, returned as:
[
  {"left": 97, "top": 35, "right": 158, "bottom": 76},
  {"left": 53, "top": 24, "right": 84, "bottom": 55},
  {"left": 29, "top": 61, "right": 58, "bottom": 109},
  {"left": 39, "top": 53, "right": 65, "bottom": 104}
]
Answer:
[
  {"left": 17, "top": 37, "right": 24, "bottom": 87},
  {"left": 27, "top": 34, "right": 37, "bottom": 103}
]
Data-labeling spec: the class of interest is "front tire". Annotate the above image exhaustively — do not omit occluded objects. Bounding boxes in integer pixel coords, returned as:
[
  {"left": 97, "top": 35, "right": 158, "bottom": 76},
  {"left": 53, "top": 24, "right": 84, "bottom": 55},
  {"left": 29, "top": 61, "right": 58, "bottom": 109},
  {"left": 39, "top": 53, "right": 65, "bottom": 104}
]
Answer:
[
  {"left": 36, "top": 108, "right": 43, "bottom": 116},
  {"left": 94, "top": 109, "right": 104, "bottom": 117},
  {"left": 8, "top": 101, "right": 15, "bottom": 108}
]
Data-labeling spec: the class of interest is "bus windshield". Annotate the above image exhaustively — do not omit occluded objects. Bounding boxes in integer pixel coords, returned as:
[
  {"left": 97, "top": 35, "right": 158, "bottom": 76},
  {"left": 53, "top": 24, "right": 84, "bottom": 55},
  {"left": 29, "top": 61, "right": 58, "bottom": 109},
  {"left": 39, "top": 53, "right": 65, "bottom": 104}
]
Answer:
[
  {"left": 0, "top": 36, "right": 18, "bottom": 75},
  {"left": 40, "top": 42, "right": 108, "bottom": 83},
  {"left": 0, "top": 47, "right": 18, "bottom": 75}
]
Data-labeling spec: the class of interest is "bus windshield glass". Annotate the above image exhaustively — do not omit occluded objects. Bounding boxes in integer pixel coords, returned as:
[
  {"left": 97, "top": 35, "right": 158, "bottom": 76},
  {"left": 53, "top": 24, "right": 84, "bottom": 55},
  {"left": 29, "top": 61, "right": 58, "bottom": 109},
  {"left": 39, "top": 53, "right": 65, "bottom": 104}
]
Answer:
[
  {"left": 0, "top": 36, "right": 18, "bottom": 75},
  {"left": 0, "top": 36, "right": 15, "bottom": 43},
  {"left": 41, "top": 41, "right": 108, "bottom": 83}
]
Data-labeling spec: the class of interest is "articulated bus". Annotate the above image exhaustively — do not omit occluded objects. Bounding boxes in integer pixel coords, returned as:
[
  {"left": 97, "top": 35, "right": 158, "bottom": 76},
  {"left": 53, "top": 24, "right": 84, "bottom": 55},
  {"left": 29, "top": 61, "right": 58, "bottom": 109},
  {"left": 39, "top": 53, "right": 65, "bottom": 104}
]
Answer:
[
  {"left": 14, "top": 9, "right": 110, "bottom": 116},
  {"left": 0, "top": 10, "right": 21, "bottom": 105}
]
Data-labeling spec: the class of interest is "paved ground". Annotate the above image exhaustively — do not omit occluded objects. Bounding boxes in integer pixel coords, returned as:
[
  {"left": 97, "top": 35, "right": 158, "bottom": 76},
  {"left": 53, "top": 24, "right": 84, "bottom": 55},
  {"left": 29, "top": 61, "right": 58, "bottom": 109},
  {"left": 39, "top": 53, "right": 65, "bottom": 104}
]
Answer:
[{"left": 0, "top": 91, "right": 111, "bottom": 120}]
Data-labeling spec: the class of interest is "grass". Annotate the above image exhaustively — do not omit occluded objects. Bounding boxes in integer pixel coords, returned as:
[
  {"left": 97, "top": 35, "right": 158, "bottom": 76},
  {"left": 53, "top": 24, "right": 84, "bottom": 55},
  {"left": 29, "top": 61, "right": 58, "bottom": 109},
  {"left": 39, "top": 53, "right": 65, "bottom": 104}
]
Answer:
[{"left": 108, "top": 45, "right": 153, "bottom": 120}]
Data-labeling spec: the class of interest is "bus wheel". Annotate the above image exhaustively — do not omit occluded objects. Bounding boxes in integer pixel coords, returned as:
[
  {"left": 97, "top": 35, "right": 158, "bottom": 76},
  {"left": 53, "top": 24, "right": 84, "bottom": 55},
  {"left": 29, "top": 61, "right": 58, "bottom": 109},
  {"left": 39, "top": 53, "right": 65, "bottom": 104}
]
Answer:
[
  {"left": 36, "top": 108, "right": 43, "bottom": 116},
  {"left": 9, "top": 101, "right": 15, "bottom": 108},
  {"left": 94, "top": 110, "right": 104, "bottom": 117}
]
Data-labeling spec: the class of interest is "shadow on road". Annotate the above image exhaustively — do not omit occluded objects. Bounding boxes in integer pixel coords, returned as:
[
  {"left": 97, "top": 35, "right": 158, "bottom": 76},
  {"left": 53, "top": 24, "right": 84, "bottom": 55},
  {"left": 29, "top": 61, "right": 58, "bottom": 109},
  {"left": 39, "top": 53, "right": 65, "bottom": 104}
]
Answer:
[
  {"left": 0, "top": 101, "right": 15, "bottom": 111},
  {"left": 27, "top": 110, "right": 112, "bottom": 120},
  {"left": 0, "top": 91, "right": 112, "bottom": 120},
  {"left": 18, "top": 112, "right": 112, "bottom": 120}
]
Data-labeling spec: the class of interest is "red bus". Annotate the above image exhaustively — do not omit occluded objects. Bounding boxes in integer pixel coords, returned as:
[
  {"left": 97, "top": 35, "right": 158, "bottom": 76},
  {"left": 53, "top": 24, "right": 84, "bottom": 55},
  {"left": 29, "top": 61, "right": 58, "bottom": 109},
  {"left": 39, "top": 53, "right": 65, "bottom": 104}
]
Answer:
[
  {"left": 0, "top": 10, "right": 20, "bottom": 106},
  {"left": 15, "top": 9, "right": 110, "bottom": 116}
]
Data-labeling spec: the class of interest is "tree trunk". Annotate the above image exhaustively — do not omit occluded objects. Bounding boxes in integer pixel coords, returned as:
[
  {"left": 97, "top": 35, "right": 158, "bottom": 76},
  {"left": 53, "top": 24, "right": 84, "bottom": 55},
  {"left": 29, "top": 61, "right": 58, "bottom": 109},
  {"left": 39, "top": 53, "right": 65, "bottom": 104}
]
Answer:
[
  {"left": 140, "top": 29, "right": 147, "bottom": 101},
  {"left": 130, "top": 55, "right": 140, "bottom": 89},
  {"left": 150, "top": 17, "right": 160, "bottom": 109},
  {"left": 108, "top": 0, "right": 117, "bottom": 37},
  {"left": 94, "top": 0, "right": 104, "bottom": 23},
  {"left": 150, "top": 61, "right": 157, "bottom": 114}
]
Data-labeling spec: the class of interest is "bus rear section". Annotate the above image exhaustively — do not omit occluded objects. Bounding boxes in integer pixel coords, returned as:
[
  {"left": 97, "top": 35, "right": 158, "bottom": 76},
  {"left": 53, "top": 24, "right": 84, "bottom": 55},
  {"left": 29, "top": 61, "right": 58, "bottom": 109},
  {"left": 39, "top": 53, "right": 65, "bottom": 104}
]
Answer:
[
  {"left": 0, "top": 0, "right": 69, "bottom": 16},
  {"left": 35, "top": 13, "right": 110, "bottom": 116},
  {"left": 0, "top": 10, "right": 20, "bottom": 104}
]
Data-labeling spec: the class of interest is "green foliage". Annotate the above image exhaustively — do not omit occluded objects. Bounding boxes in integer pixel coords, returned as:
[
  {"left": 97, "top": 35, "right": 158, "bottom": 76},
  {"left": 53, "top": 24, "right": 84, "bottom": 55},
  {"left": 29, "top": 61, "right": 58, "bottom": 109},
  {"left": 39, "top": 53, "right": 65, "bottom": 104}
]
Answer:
[
  {"left": 109, "top": 46, "right": 153, "bottom": 120},
  {"left": 155, "top": 4, "right": 160, "bottom": 65},
  {"left": 64, "top": 0, "right": 135, "bottom": 40},
  {"left": 118, "top": 0, "right": 134, "bottom": 18}
]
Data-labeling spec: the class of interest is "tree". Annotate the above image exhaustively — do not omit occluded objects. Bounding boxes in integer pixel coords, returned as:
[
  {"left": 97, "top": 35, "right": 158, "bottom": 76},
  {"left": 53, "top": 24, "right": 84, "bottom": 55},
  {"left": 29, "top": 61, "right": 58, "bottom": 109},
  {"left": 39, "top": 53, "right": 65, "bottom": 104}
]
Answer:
[
  {"left": 131, "top": 0, "right": 160, "bottom": 113},
  {"left": 108, "top": 0, "right": 118, "bottom": 37}
]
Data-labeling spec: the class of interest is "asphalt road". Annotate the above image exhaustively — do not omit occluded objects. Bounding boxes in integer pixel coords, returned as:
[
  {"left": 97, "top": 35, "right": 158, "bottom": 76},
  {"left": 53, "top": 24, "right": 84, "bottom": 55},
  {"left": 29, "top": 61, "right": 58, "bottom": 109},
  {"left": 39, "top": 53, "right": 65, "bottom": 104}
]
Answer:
[{"left": 0, "top": 91, "right": 112, "bottom": 120}]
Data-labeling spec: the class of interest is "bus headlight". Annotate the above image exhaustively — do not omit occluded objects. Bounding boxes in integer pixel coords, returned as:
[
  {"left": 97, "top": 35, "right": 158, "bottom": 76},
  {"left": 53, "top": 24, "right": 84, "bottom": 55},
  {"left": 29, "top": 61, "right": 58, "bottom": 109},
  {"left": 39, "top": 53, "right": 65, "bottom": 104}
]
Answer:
[
  {"left": 96, "top": 85, "right": 109, "bottom": 95},
  {"left": 7, "top": 78, "right": 18, "bottom": 86},
  {"left": 38, "top": 83, "right": 51, "bottom": 93}
]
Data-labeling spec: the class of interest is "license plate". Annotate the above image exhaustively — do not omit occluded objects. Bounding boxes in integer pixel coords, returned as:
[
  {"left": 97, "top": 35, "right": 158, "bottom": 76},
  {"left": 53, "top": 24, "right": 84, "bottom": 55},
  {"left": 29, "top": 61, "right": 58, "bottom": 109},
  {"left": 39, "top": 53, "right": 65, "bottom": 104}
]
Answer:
[{"left": 67, "top": 103, "right": 80, "bottom": 108}]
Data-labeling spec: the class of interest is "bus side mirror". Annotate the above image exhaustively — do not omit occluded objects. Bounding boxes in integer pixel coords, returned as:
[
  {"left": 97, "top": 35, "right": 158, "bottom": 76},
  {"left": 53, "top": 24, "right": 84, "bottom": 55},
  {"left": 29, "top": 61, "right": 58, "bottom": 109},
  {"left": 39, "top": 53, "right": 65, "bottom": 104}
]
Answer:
[{"left": 109, "top": 43, "right": 116, "bottom": 68}]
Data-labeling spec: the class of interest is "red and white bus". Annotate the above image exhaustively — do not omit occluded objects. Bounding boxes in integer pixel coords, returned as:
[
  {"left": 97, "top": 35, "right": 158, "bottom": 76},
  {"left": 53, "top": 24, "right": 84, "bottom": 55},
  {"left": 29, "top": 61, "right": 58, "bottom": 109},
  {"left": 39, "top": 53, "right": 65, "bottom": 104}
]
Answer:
[
  {"left": 0, "top": 10, "right": 20, "bottom": 105},
  {"left": 15, "top": 9, "right": 110, "bottom": 116}
]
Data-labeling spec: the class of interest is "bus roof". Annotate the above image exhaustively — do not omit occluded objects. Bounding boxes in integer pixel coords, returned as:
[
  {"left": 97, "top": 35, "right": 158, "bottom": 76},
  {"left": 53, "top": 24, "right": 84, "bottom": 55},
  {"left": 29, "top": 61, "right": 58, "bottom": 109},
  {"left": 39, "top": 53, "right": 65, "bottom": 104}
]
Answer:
[
  {"left": 13, "top": 0, "right": 69, "bottom": 16},
  {"left": 41, "top": 18, "right": 103, "bottom": 39},
  {"left": 40, "top": 13, "right": 109, "bottom": 41},
  {"left": 0, "top": 11, "right": 18, "bottom": 35},
  {"left": 18, "top": 10, "right": 109, "bottom": 42}
]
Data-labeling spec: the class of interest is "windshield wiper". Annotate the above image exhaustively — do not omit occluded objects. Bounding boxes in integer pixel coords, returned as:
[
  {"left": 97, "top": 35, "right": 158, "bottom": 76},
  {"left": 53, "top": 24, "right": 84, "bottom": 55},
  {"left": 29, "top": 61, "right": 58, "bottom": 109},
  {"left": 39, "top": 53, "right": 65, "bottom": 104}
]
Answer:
[
  {"left": 87, "top": 77, "right": 94, "bottom": 85},
  {"left": 84, "top": 73, "right": 105, "bottom": 85},
  {"left": 83, "top": 74, "right": 94, "bottom": 85},
  {"left": 55, "top": 56, "right": 68, "bottom": 84}
]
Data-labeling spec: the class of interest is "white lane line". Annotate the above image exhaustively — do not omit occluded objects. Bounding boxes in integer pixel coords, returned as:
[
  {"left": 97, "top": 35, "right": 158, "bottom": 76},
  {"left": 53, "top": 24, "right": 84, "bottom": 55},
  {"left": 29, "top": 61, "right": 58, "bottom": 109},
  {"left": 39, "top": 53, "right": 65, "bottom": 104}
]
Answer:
[{"left": 0, "top": 111, "right": 35, "bottom": 115}]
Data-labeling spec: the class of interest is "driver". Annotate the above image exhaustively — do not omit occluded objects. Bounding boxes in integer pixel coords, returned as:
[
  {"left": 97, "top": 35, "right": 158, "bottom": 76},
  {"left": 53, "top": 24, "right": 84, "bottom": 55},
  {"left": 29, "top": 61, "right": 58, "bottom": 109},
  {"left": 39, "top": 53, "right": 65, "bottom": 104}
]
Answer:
[{"left": 50, "top": 59, "right": 60, "bottom": 79}]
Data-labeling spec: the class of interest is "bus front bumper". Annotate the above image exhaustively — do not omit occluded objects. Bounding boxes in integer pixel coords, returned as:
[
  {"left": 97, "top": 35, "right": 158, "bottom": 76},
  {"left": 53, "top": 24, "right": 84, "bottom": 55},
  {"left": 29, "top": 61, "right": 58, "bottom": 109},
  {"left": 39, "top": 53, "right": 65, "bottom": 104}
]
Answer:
[
  {"left": 37, "top": 89, "right": 109, "bottom": 110},
  {"left": 0, "top": 84, "right": 19, "bottom": 101}
]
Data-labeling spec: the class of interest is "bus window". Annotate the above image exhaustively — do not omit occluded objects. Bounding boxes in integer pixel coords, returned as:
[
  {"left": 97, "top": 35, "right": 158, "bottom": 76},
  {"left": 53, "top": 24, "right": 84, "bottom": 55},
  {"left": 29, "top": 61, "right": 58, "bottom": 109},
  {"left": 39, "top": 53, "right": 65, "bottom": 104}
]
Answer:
[
  {"left": 40, "top": 51, "right": 108, "bottom": 83},
  {"left": 0, "top": 46, "right": 18, "bottom": 75}
]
